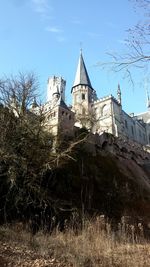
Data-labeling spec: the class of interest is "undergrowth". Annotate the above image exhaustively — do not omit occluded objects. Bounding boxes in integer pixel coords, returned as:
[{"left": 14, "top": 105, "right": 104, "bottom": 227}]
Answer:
[{"left": 0, "top": 216, "right": 150, "bottom": 267}]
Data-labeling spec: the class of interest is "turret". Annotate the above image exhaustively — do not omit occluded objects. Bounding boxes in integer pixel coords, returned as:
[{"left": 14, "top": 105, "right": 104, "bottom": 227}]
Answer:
[
  {"left": 117, "top": 83, "right": 122, "bottom": 105},
  {"left": 31, "top": 97, "right": 38, "bottom": 109},
  {"left": 52, "top": 85, "right": 60, "bottom": 100},
  {"left": 47, "top": 76, "right": 66, "bottom": 102},
  {"left": 71, "top": 51, "right": 95, "bottom": 115}
]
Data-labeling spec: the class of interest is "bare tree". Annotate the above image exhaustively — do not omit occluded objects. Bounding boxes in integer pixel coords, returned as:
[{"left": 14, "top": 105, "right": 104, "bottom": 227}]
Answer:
[
  {"left": 97, "top": 0, "right": 150, "bottom": 84},
  {"left": 0, "top": 72, "right": 38, "bottom": 117}
]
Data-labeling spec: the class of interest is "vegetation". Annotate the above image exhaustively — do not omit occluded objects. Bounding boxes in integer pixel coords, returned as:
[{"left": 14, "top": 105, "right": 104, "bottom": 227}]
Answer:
[
  {"left": 0, "top": 73, "right": 91, "bottom": 229},
  {"left": 0, "top": 217, "right": 150, "bottom": 267},
  {"left": 0, "top": 72, "right": 150, "bottom": 266},
  {"left": 0, "top": 73, "right": 54, "bottom": 225}
]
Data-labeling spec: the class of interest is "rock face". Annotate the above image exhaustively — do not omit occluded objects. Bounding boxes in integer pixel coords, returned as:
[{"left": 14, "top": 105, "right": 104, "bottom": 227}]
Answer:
[
  {"left": 51, "top": 132, "right": 150, "bottom": 226},
  {"left": 27, "top": 132, "right": 150, "bottom": 231},
  {"left": 86, "top": 132, "right": 150, "bottom": 163}
]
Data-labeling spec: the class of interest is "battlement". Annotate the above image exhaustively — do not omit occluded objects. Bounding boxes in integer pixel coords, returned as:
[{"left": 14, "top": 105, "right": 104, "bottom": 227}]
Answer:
[{"left": 94, "top": 94, "right": 119, "bottom": 105}]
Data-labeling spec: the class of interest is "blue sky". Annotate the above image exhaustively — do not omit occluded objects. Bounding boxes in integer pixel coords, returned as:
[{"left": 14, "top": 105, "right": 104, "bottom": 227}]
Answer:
[{"left": 0, "top": 0, "right": 148, "bottom": 114}]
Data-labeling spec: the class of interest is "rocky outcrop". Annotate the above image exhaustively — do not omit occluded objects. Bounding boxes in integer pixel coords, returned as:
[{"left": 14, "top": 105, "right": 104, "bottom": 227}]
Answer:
[{"left": 86, "top": 132, "right": 150, "bottom": 164}]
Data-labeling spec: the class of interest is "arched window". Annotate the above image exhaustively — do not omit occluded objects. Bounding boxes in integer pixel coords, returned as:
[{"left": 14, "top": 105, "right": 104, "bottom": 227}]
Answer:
[{"left": 102, "top": 104, "right": 109, "bottom": 116}]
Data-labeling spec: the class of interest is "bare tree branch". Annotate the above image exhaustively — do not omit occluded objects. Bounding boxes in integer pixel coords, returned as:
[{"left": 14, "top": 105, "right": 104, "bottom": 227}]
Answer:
[{"left": 96, "top": 0, "right": 150, "bottom": 84}]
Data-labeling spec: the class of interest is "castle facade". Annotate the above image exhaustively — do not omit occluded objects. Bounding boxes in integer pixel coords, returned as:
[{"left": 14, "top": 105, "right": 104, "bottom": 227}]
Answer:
[{"left": 31, "top": 51, "right": 150, "bottom": 146}]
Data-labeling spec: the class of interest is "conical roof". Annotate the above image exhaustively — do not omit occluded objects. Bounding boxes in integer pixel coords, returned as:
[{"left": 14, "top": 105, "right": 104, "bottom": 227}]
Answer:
[
  {"left": 72, "top": 51, "right": 93, "bottom": 91},
  {"left": 59, "top": 97, "right": 71, "bottom": 111}
]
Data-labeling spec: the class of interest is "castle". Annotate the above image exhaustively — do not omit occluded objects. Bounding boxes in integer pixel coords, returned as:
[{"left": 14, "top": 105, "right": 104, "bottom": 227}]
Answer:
[{"left": 31, "top": 51, "right": 150, "bottom": 147}]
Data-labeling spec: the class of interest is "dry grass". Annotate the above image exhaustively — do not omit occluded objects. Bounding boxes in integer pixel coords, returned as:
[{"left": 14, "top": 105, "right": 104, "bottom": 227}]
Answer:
[{"left": 0, "top": 217, "right": 150, "bottom": 266}]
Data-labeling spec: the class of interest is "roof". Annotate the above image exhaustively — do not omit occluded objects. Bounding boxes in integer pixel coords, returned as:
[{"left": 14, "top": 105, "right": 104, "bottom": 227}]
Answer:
[
  {"left": 59, "top": 97, "right": 71, "bottom": 111},
  {"left": 72, "top": 51, "right": 93, "bottom": 91},
  {"left": 134, "top": 111, "right": 150, "bottom": 123}
]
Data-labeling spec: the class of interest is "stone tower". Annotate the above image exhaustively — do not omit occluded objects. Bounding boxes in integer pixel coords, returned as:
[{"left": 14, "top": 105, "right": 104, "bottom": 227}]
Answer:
[
  {"left": 71, "top": 51, "right": 95, "bottom": 117},
  {"left": 47, "top": 76, "right": 66, "bottom": 102}
]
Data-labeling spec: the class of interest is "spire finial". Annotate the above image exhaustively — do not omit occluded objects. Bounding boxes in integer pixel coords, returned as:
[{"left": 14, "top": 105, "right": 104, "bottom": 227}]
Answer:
[
  {"left": 118, "top": 83, "right": 121, "bottom": 92},
  {"left": 146, "top": 88, "right": 149, "bottom": 99},
  {"left": 80, "top": 42, "right": 83, "bottom": 54},
  {"left": 146, "top": 88, "right": 150, "bottom": 109}
]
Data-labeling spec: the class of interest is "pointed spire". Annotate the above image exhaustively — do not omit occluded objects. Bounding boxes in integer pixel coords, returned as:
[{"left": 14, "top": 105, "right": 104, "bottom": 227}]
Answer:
[
  {"left": 146, "top": 88, "right": 150, "bottom": 109},
  {"left": 72, "top": 51, "right": 93, "bottom": 91},
  {"left": 117, "top": 83, "right": 122, "bottom": 105}
]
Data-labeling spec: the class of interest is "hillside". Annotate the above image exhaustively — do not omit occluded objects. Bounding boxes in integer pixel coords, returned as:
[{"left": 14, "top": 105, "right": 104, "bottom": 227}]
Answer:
[{"left": 47, "top": 132, "right": 150, "bottom": 229}]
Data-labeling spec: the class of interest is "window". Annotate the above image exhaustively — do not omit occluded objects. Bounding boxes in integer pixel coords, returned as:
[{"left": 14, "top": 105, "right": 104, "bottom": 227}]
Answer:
[
  {"left": 69, "top": 115, "right": 71, "bottom": 120},
  {"left": 62, "top": 111, "right": 64, "bottom": 115},
  {"left": 82, "top": 93, "right": 85, "bottom": 100},
  {"left": 125, "top": 120, "right": 128, "bottom": 129},
  {"left": 102, "top": 104, "right": 109, "bottom": 116},
  {"left": 131, "top": 126, "right": 134, "bottom": 136}
]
